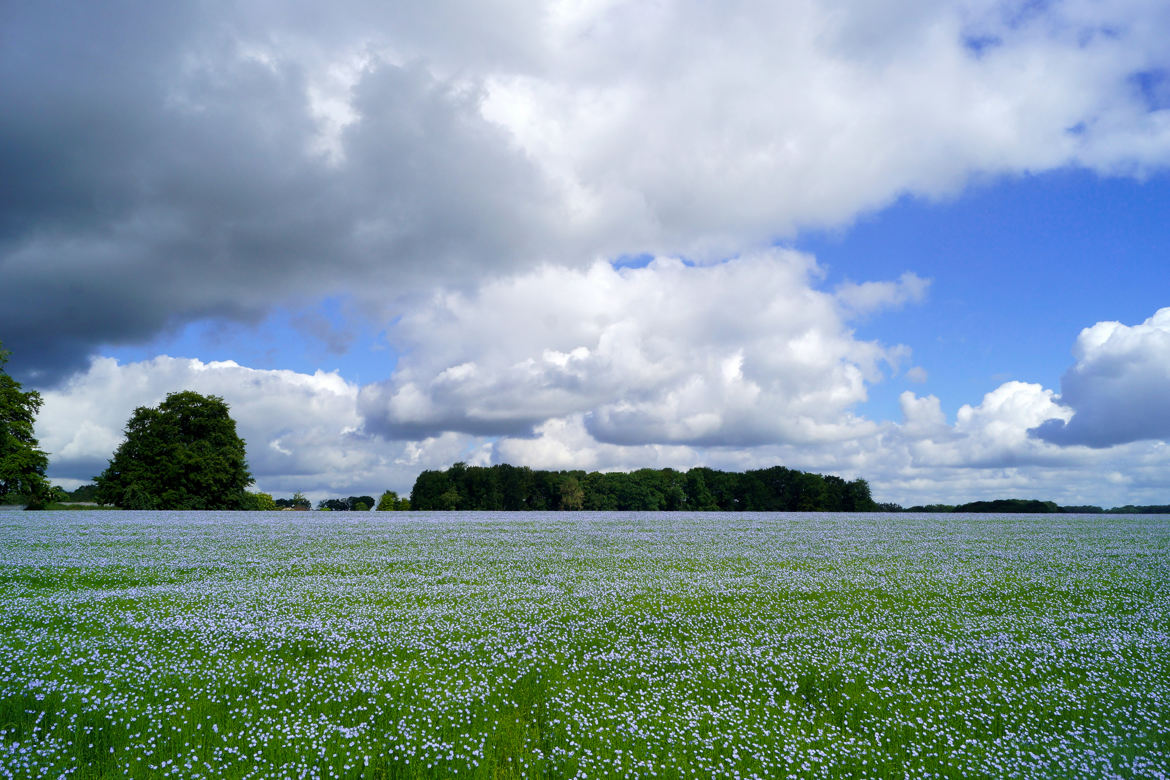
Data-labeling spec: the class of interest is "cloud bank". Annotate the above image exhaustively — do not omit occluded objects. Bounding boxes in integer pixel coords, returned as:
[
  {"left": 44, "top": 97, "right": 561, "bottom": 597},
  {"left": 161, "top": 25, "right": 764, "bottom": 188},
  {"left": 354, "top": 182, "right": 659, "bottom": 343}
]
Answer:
[
  {"left": 5, "top": 1, "right": 1170, "bottom": 380},
  {"left": 359, "top": 251, "right": 921, "bottom": 446},
  {"left": 36, "top": 280, "right": 1170, "bottom": 507}
]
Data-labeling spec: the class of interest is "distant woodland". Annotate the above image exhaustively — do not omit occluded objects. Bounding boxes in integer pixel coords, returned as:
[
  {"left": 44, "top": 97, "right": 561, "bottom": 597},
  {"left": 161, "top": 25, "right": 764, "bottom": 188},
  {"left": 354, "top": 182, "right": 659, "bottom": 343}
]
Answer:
[
  {"left": 409, "top": 463, "right": 878, "bottom": 512},
  {"left": 903, "top": 499, "right": 1170, "bottom": 514},
  {"left": 404, "top": 464, "right": 1170, "bottom": 514}
]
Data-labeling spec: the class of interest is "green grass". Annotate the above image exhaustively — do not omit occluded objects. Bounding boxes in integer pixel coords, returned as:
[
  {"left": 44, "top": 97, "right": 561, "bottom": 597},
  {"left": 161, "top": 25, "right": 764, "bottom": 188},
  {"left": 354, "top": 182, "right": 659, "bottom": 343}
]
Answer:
[{"left": 0, "top": 510, "right": 1167, "bottom": 778}]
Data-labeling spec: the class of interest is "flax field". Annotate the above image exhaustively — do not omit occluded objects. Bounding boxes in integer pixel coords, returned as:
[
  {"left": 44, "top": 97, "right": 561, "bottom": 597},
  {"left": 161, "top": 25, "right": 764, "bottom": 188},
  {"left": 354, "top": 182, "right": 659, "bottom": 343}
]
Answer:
[{"left": 1, "top": 510, "right": 1167, "bottom": 779}]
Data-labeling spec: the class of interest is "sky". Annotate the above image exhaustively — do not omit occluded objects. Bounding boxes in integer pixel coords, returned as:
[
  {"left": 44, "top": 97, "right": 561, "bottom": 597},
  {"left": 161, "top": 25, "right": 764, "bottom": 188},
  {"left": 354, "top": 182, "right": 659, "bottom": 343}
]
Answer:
[{"left": 4, "top": 0, "right": 1170, "bottom": 508}]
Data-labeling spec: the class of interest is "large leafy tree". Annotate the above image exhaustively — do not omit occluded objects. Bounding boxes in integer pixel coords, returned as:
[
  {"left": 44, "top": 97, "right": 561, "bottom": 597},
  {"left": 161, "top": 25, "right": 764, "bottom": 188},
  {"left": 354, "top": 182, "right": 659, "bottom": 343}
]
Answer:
[
  {"left": 0, "top": 343, "right": 51, "bottom": 508},
  {"left": 95, "top": 391, "right": 253, "bottom": 510}
]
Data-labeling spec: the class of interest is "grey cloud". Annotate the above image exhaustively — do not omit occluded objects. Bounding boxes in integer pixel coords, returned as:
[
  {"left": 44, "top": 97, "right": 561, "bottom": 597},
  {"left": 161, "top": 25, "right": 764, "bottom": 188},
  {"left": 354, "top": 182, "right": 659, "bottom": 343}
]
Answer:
[
  {"left": 1, "top": 3, "right": 558, "bottom": 383},
  {"left": 39, "top": 454, "right": 111, "bottom": 485},
  {"left": 290, "top": 311, "right": 356, "bottom": 356},
  {"left": 1030, "top": 309, "right": 1170, "bottom": 448},
  {"left": 359, "top": 414, "right": 545, "bottom": 442},
  {"left": 1031, "top": 309, "right": 1170, "bottom": 448},
  {"left": 6, "top": 1, "right": 1170, "bottom": 386}
]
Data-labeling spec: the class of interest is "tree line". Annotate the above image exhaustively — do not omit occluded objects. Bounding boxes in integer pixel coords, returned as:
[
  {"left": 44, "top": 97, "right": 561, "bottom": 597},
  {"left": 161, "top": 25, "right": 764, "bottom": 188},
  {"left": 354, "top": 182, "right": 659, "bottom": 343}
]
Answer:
[
  {"left": 903, "top": 499, "right": 1170, "bottom": 514},
  {"left": 409, "top": 462, "right": 878, "bottom": 512}
]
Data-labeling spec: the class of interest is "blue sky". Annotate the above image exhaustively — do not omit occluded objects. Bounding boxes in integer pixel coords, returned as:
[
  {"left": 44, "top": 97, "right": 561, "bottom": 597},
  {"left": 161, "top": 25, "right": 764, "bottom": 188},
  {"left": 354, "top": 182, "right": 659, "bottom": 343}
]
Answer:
[
  {"left": 801, "top": 169, "right": 1170, "bottom": 420},
  {"left": 5, "top": 1, "right": 1170, "bottom": 506}
]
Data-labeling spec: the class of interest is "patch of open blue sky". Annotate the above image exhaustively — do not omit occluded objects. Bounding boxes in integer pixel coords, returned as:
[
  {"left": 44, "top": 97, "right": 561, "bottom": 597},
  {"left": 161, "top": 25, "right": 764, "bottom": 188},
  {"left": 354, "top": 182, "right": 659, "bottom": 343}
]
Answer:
[
  {"left": 797, "top": 168, "right": 1170, "bottom": 423},
  {"left": 102, "top": 297, "right": 397, "bottom": 387}
]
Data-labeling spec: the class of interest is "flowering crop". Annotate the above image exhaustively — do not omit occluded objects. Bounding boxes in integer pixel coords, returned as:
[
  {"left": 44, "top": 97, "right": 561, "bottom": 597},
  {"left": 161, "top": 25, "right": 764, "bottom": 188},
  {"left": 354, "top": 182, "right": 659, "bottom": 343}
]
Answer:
[{"left": 0, "top": 510, "right": 1167, "bottom": 778}]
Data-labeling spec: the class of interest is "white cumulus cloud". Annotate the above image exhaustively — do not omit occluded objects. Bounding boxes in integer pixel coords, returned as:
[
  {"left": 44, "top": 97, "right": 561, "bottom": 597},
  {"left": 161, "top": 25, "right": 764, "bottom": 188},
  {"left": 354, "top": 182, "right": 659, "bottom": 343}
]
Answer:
[
  {"left": 35, "top": 356, "right": 475, "bottom": 499},
  {"left": 1031, "top": 307, "right": 1170, "bottom": 447},
  {"left": 359, "top": 250, "right": 907, "bottom": 447}
]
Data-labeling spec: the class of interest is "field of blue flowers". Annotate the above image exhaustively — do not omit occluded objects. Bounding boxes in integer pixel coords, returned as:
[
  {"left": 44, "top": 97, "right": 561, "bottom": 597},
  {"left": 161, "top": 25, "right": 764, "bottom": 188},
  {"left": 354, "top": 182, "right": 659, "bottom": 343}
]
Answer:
[{"left": 1, "top": 510, "right": 1167, "bottom": 778}]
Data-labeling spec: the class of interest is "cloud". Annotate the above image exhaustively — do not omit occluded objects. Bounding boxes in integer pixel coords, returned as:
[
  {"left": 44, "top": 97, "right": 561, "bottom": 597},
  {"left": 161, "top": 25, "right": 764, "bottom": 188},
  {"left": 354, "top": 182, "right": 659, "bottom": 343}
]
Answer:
[
  {"left": 835, "top": 273, "right": 931, "bottom": 317},
  {"left": 5, "top": 1, "right": 1170, "bottom": 381},
  {"left": 359, "top": 250, "right": 903, "bottom": 446},
  {"left": 905, "top": 366, "right": 928, "bottom": 383},
  {"left": 35, "top": 356, "right": 476, "bottom": 498},
  {"left": 1, "top": 10, "right": 558, "bottom": 383},
  {"left": 33, "top": 312, "right": 1170, "bottom": 508},
  {"left": 480, "top": 378, "right": 1168, "bottom": 508},
  {"left": 493, "top": 415, "right": 700, "bottom": 474},
  {"left": 1031, "top": 307, "right": 1170, "bottom": 447}
]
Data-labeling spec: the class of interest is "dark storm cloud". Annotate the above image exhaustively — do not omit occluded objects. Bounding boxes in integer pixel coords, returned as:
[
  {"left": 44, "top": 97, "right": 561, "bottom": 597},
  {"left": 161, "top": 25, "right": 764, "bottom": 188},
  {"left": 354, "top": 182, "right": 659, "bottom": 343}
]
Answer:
[{"left": 0, "top": 2, "right": 558, "bottom": 384}]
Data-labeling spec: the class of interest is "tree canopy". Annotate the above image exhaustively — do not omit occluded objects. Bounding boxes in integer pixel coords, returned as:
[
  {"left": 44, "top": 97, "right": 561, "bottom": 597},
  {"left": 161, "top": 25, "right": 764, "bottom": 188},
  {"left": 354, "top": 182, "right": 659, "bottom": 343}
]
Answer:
[
  {"left": 0, "top": 342, "right": 51, "bottom": 508},
  {"left": 376, "top": 490, "right": 411, "bottom": 511},
  {"left": 244, "top": 491, "right": 277, "bottom": 511},
  {"left": 317, "top": 495, "right": 375, "bottom": 511},
  {"left": 409, "top": 463, "right": 877, "bottom": 512},
  {"left": 274, "top": 491, "right": 312, "bottom": 510},
  {"left": 95, "top": 391, "right": 253, "bottom": 510}
]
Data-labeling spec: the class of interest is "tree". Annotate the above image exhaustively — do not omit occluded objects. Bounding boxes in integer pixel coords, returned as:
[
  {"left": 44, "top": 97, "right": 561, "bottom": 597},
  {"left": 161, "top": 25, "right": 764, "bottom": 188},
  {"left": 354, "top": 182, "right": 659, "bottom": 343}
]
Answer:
[
  {"left": 95, "top": 391, "right": 253, "bottom": 510},
  {"left": 275, "top": 491, "right": 311, "bottom": 509},
  {"left": 67, "top": 484, "right": 100, "bottom": 503},
  {"left": 347, "top": 495, "right": 375, "bottom": 511},
  {"left": 243, "top": 491, "right": 277, "bottom": 511},
  {"left": 316, "top": 495, "right": 376, "bottom": 511},
  {"left": 844, "top": 478, "right": 875, "bottom": 512},
  {"left": 376, "top": 490, "right": 410, "bottom": 511},
  {"left": 0, "top": 343, "right": 51, "bottom": 508},
  {"left": 559, "top": 475, "right": 585, "bottom": 510},
  {"left": 684, "top": 470, "right": 719, "bottom": 511},
  {"left": 410, "top": 470, "right": 453, "bottom": 510}
]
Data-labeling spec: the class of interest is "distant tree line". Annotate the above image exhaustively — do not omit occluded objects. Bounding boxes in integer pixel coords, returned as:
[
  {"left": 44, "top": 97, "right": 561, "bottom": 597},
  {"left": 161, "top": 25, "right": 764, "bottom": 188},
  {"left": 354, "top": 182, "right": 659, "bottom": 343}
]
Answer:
[
  {"left": 409, "top": 463, "right": 878, "bottom": 512},
  {"left": 318, "top": 495, "right": 375, "bottom": 511},
  {"left": 899, "top": 499, "right": 1170, "bottom": 514},
  {"left": 36, "top": 483, "right": 1168, "bottom": 515},
  {"left": 274, "top": 492, "right": 311, "bottom": 510}
]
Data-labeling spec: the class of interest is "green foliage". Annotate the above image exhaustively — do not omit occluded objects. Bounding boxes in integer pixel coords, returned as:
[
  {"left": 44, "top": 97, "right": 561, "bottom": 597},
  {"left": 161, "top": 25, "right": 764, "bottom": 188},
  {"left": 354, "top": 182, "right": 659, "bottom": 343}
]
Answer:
[
  {"left": 375, "top": 490, "right": 410, "bottom": 511},
  {"left": 409, "top": 463, "right": 881, "bottom": 512},
  {"left": 242, "top": 491, "right": 277, "bottom": 511},
  {"left": 1106, "top": 504, "right": 1170, "bottom": 514},
  {"left": 274, "top": 491, "right": 311, "bottom": 510},
  {"left": 410, "top": 469, "right": 455, "bottom": 510},
  {"left": 0, "top": 342, "right": 51, "bottom": 508},
  {"left": 559, "top": 476, "right": 585, "bottom": 510},
  {"left": 953, "top": 499, "right": 1060, "bottom": 513},
  {"left": 901, "top": 501, "right": 1165, "bottom": 514},
  {"left": 94, "top": 391, "right": 253, "bottom": 510},
  {"left": 65, "top": 484, "right": 101, "bottom": 503},
  {"left": 317, "top": 496, "right": 376, "bottom": 511}
]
